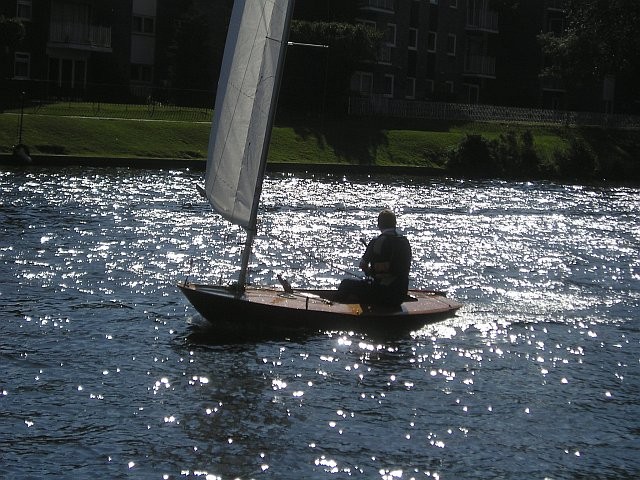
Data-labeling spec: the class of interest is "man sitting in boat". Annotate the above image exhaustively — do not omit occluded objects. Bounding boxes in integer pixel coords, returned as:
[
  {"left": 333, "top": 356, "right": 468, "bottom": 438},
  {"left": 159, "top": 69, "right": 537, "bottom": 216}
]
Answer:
[{"left": 337, "top": 209, "right": 412, "bottom": 306}]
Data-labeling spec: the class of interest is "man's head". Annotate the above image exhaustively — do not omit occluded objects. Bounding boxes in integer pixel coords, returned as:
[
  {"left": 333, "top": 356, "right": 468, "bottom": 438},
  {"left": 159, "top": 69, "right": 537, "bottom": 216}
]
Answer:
[{"left": 377, "top": 209, "right": 396, "bottom": 230}]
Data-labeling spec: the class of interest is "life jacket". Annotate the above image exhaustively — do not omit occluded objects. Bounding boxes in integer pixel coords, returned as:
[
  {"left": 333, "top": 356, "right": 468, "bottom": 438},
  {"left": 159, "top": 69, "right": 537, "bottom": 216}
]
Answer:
[{"left": 364, "top": 230, "right": 411, "bottom": 293}]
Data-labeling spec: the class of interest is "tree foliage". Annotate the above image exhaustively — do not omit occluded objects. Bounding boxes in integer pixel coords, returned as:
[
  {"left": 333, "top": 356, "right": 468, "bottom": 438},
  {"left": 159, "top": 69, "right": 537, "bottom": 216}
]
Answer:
[
  {"left": 281, "top": 20, "right": 381, "bottom": 115},
  {"left": 0, "top": 15, "right": 25, "bottom": 50},
  {"left": 539, "top": 0, "right": 640, "bottom": 81}
]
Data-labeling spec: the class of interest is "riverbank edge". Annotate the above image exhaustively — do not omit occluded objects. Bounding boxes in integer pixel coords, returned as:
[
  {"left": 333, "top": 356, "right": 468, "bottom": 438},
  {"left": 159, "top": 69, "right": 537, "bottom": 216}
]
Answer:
[{"left": 0, "top": 153, "right": 449, "bottom": 176}]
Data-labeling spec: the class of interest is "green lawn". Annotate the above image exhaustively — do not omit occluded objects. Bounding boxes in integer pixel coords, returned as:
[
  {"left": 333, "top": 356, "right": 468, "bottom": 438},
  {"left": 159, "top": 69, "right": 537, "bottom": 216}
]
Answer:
[{"left": 2, "top": 102, "right": 638, "bottom": 180}]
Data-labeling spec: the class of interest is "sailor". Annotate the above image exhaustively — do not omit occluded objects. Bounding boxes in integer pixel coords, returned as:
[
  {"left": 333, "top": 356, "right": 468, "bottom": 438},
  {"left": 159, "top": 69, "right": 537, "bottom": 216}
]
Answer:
[{"left": 337, "top": 209, "right": 412, "bottom": 306}]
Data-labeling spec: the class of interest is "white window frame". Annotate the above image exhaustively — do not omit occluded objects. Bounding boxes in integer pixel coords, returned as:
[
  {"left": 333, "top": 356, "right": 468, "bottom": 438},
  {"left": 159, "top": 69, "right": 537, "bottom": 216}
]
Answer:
[
  {"left": 14, "top": 52, "right": 30, "bottom": 79},
  {"left": 445, "top": 80, "right": 454, "bottom": 94},
  {"left": 377, "top": 45, "right": 392, "bottom": 64},
  {"left": 406, "top": 77, "right": 416, "bottom": 99},
  {"left": 133, "top": 15, "right": 156, "bottom": 35},
  {"left": 16, "top": 0, "right": 32, "bottom": 20},
  {"left": 385, "top": 23, "right": 396, "bottom": 46},
  {"left": 364, "top": 0, "right": 394, "bottom": 11},
  {"left": 131, "top": 63, "right": 153, "bottom": 83},
  {"left": 352, "top": 71, "right": 373, "bottom": 95},
  {"left": 408, "top": 28, "right": 418, "bottom": 50},
  {"left": 447, "top": 34, "right": 457, "bottom": 56},
  {"left": 427, "top": 31, "right": 437, "bottom": 53},
  {"left": 383, "top": 74, "right": 395, "bottom": 98},
  {"left": 426, "top": 79, "right": 435, "bottom": 95}
]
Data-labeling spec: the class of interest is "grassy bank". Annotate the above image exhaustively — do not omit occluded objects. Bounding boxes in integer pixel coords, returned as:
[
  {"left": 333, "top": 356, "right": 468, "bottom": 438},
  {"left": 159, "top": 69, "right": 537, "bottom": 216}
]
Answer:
[{"left": 1, "top": 104, "right": 639, "bottom": 180}]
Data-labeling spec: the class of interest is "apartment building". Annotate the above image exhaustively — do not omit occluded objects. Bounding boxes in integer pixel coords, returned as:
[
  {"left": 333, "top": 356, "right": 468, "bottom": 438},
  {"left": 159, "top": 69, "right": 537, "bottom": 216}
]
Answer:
[
  {"left": 351, "top": 0, "right": 499, "bottom": 104},
  {"left": 0, "top": 0, "right": 162, "bottom": 104},
  {"left": 1, "top": 0, "right": 593, "bottom": 112}
]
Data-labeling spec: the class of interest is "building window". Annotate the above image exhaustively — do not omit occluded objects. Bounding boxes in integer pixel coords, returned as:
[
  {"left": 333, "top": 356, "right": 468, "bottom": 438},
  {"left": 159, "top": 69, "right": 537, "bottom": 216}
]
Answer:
[
  {"left": 131, "top": 64, "right": 153, "bottom": 83},
  {"left": 385, "top": 23, "right": 396, "bottom": 46},
  {"left": 430, "top": 0, "right": 439, "bottom": 4},
  {"left": 406, "top": 77, "right": 416, "bottom": 99},
  {"left": 445, "top": 80, "right": 454, "bottom": 94},
  {"left": 447, "top": 34, "right": 457, "bottom": 56},
  {"left": 133, "top": 15, "right": 155, "bottom": 35},
  {"left": 427, "top": 31, "right": 437, "bottom": 52},
  {"left": 16, "top": 0, "right": 32, "bottom": 20},
  {"left": 408, "top": 28, "right": 418, "bottom": 50},
  {"left": 352, "top": 71, "right": 373, "bottom": 95},
  {"left": 450, "top": 0, "right": 458, "bottom": 7},
  {"left": 378, "top": 46, "right": 392, "bottom": 64},
  {"left": 14, "top": 52, "right": 30, "bottom": 79},
  {"left": 383, "top": 74, "right": 394, "bottom": 98},
  {"left": 426, "top": 79, "right": 434, "bottom": 95},
  {"left": 363, "top": 0, "right": 394, "bottom": 11}
]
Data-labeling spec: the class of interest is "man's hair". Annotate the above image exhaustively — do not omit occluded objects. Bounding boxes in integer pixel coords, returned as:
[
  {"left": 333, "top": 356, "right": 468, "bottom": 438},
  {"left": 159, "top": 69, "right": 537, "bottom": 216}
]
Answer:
[{"left": 378, "top": 209, "right": 396, "bottom": 229}]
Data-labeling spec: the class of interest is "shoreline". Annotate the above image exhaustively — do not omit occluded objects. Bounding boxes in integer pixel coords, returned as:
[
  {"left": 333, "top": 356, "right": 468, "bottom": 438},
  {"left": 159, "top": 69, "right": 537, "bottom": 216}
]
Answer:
[{"left": 0, "top": 153, "right": 449, "bottom": 177}]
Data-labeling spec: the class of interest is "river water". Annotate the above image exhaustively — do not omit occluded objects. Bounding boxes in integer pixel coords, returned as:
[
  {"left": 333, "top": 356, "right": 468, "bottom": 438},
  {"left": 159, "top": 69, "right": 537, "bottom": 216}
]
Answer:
[{"left": 1, "top": 167, "right": 639, "bottom": 479}]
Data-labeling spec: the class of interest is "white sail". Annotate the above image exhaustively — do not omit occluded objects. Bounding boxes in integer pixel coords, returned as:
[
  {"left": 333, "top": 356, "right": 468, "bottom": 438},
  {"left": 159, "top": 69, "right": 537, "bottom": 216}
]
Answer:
[{"left": 203, "top": 0, "right": 294, "bottom": 229}]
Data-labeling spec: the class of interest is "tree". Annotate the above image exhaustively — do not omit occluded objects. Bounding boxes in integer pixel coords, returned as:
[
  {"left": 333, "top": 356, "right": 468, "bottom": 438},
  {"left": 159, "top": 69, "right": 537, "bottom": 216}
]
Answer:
[
  {"left": 0, "top": 15, "right": 25, "bottom": 50},
  {"left": 281, "top": 20, "right": 381, "bottom": 116},
  {"left": 539, "top": 0, "right": 640, "bottom": 112},
  {"left": 0, "top": 15, "right": 25, "bottom": 80},
  {"left": 167, "top": 1, "right": 232, "bottom": 105}
]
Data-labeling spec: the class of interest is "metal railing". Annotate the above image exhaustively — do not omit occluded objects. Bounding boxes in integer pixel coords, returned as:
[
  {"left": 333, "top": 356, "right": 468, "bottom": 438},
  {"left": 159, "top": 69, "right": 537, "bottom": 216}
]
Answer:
[
  {"left": 48, "top": 22, "right": 112, "bottom": 50},
  {"left": 348, "top": 96, "right": 640, "bottom": 129},
  {"left": 464, "top": 55, "right": 496, "bottom": 77}
]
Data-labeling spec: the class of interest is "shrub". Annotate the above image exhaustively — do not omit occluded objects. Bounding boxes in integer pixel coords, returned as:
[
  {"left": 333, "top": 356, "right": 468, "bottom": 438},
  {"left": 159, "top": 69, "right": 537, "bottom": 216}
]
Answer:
[
  {"left": 446, "top": 134, "right": 500, "bottom": 178},
  {"left": 553, "top": 137, "right": 599, "bottom": 179}
]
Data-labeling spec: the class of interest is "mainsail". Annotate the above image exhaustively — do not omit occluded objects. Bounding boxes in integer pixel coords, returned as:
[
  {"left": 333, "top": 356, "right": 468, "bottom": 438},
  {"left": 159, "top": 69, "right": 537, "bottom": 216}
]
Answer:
[{"left": 203, "top": 0, "right": 294, "bottom": 230}]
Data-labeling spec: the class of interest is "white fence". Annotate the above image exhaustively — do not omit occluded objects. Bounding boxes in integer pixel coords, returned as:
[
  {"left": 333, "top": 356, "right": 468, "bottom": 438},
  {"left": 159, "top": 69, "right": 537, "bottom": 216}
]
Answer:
[{"left": 348, "top": 96, "right": 640, "bottom": 129}]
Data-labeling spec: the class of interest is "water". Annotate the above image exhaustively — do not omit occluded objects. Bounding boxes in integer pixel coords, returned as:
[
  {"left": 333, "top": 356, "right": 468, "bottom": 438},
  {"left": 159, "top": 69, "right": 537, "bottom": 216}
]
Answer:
[{"left": 1, "top": 167, "right": 639, "bottom": 479}]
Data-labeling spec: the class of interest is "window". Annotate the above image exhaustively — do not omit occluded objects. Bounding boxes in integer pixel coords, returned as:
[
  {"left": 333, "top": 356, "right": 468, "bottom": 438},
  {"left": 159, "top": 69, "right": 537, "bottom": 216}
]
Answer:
[
  {"left": 447, "top": 34, "right": 456, "bottom": 56},
  {"left": 16, "top": 0, "right": 32, "bottom": 20},
  {"left": 445, "top": 80, "right": 454, "bottom": 94},
  {"left": 408, "top": 28, "right": 418, "bottom": 50},
  {"left": 426, "top": 79, "right": 434, "bottom": 95},
  {"left": 430, "top": 0, "right": 439, "bottom": 4},
  {"left": 131, "top": 64, "right": 153, "bottom": 83},
  {"left": 133, "top": 15, "right": 155, "bottom": 34},
  {"left": 385, "top": 24, "right": 396, "bottom": 46},
  {"left": 450, "top": 0, "right": 458, "bottom": 7},
  {"left": 383, "top": 74, "right": 394, "bottom": 98},
  {"left": 14, "top": 52, "right": 30, "bottom": 79},
  {"left": 362, "top": 0, "right": 394, "bottom": 11},
  {"left": 351, "top": 71, "right": 373, "bottom": 95},
  {"left": 427, "top": 31, "right": 437, "bottom": 52},
  {"left": 406, "top": 77, "right": 416, "bottom": 99},
  {"left": 378, "top": 45, "right": 392, "bottom": 64}
]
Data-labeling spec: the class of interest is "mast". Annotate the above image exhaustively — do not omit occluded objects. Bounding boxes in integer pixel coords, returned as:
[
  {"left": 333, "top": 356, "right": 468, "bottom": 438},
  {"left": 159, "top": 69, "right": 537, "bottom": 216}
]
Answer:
[{"left": 237, "top": 0, "right": 295, "bottom": 289}]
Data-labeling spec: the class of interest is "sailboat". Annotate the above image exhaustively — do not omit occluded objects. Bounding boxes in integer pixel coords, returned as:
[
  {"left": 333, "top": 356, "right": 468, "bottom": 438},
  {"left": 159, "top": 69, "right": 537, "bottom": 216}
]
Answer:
[{"left": 178, "top": 0, "right": 462, "bottom": 335}]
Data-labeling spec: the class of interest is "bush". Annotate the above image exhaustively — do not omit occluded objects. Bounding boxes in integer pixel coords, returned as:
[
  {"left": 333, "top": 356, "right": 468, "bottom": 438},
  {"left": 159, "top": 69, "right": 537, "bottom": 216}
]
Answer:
[
  {"left": 447, "top": 130, "right": 540, "bottom": 179},
  {"left": 553, "top": 137, "right": 599, "bottom": 179},
  {"left": 446, "top": 134, "right": 500, "bottom": 178}
]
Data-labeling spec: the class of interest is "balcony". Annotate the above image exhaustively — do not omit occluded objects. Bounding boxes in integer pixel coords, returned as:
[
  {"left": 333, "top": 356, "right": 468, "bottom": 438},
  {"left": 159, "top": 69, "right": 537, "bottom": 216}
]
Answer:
[
  {"left": 359, "top": 0, "right": 394, "bottom": 12},
  {"left": 546, "top": 0, "right": 566, "bottom": 12},
  {"left": 540, "top": 75, "right": 566, "bottom": 92},
  {"left": 466, "top": 9, "right": 499, "bottom": 33},
  {"left": 463, "top": 55, "right": 496, "bottom": 78},
  {"left": 48, "top": 22, "right": 112, "bottom": 52}
]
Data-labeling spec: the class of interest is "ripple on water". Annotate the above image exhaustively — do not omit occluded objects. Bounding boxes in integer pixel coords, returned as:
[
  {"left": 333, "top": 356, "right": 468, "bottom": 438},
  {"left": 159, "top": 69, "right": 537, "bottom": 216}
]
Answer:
[{"left": 1, "top": 168, "right": 639, "bottom": 478}]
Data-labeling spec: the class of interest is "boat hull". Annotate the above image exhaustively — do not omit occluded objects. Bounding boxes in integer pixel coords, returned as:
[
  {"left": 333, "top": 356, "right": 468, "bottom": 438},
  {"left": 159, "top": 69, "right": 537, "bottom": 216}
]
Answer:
[{"left": 178, "top": 282, "right": 462, "bottom": 335}]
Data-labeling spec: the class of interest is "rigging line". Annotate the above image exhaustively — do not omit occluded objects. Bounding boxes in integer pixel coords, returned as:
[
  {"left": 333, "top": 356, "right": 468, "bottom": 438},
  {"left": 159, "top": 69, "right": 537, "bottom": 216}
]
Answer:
[{"left": 264, "top": 231, "right": 364, "bottom": 279}]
